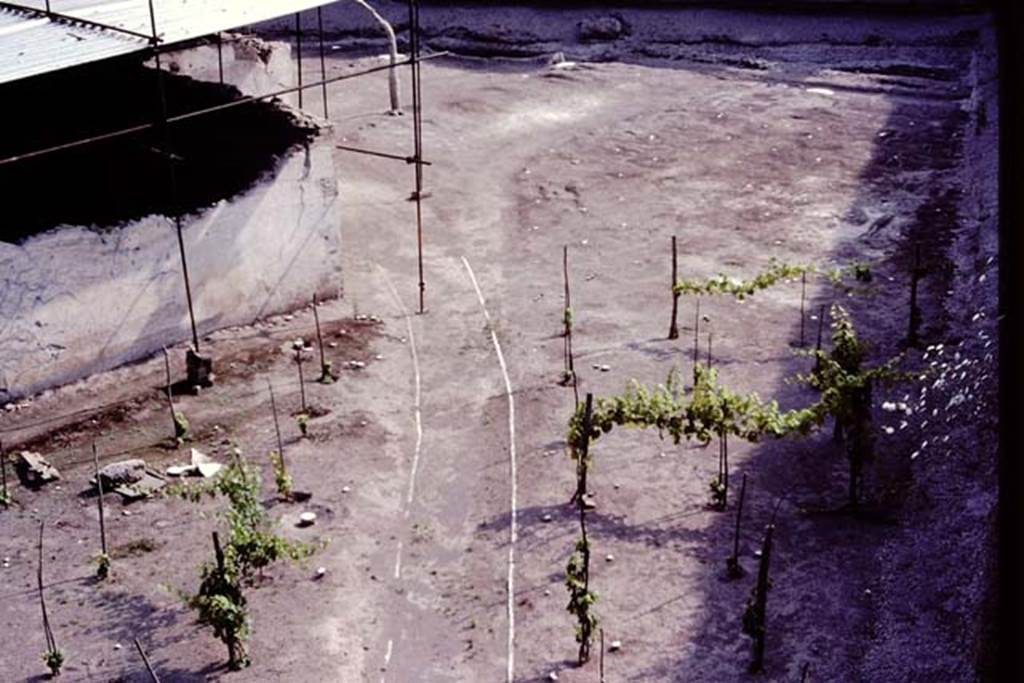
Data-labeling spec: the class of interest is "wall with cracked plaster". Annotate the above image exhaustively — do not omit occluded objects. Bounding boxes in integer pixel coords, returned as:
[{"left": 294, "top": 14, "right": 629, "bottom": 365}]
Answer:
[{"left": 0, "top": 39, "right": 342, "bottom": 402}]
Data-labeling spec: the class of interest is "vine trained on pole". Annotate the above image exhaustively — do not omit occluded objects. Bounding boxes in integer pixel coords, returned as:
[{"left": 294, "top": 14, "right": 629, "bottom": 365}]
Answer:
[
  {"left": 566, "top": 393, "right": 598, "bottom": 664},
  {"left": 794, "top": 303, "right": 918, "bottom": 509}
]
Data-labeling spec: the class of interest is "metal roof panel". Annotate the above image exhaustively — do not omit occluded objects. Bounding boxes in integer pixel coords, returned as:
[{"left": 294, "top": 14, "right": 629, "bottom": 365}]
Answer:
[{"left": 0, "top": 0, "right": 336, "bottom": 85}]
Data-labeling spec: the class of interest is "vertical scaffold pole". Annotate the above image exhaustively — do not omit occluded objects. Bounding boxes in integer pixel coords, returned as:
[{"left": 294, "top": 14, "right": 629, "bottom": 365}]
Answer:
[
  {"left": 147, "top": 0, "right": 200, "bottom": 353},
  {"left": 408, "top": 0, "right": 426, "bottom": 314}
]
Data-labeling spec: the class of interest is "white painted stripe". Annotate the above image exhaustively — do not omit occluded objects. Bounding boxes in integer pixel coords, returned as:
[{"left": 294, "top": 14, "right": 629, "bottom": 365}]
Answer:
[
  {"left": 460, "top": 256, "right": 517, "bottom": 683},
  {"left": 381, "top": 269, "right": 424, "bottom": 518},
  {"left": 381, "top": 638, "right": 394, "bottom": 683},
  {"left": 393, "top": 540, "right": 403, "bottom": 580}
]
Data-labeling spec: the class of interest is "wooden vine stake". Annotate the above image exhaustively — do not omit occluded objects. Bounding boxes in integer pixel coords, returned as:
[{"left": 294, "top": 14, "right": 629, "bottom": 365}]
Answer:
[
  {"left": 134, "top": 637, "right": 162, "bottom": 683},
  {"left": 38, "top": 522, "right": 63, "bottom": 676},
  {"left": 726, "top": 474, "right": 747, "bottom": 579},
  {"left": 799, "top": 271, "right": 807, "bottom": 347},
  {"left": 92, "top": 443, "right": 110, "bottom": 579},
  {"left": 813, "top": 304, "right": 826, "bottom": 377},
  {"left": 294, "top": 346, "right": 307, "bottom": 413},
  {"left": 566, "top": 393, "right": 596, "bottom": 664},
  {"left": 312, "top": 294, "right": 334, "bottom": 383},
  {"left": 668, "top": 235, "right": 680, "bottom": 339},
  {"left": 692, "top": 297, "right": 701, "bottom": 384},
  {"left": 1, "top": 439, "right": 9, "bottom": 508},
  {"left": 744, "top": 522, "right": 775, "bottom": 674},
  {"left": 561, "top": 245, "right": 578, "bottom": 403},
  {"left": 267, "top": 380, "right": 288, "bottom": 478},
  {"left": 599, "top": 627, "right": 606, "bottom": 682},
  {"left": 906, "top": 243, "right": 923, "bottom": 348},
  {"left": 715, "top": 429, "right": 730, "bottom": 510}
]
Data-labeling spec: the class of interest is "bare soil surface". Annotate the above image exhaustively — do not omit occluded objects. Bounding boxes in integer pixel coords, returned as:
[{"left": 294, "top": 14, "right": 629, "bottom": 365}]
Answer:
[{"left": 0, "top": 10, "right": 997, "bottom": 682}]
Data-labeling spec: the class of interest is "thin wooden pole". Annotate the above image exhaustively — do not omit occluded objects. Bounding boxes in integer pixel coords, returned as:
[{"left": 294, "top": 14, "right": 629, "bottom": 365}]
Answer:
[
  {"left": 723, "top": 433, "right": 729, "bottom": 508},
  {"left": 92, "top": 443, "right": 107, "bottom": 556},
  {"left": 312, "top": 294, "right": 332, "bottom": 382},
  {"left": 600, "top": 627, "right": 606, "bottom": 682},
  {"left": 268, "top": 381, "right": 285, "bottom": 457},
  {"left": 577, "top": 393, "right": 594, "bottom": 504},
  {"left": 692, "top": 298, "right": 701, "bottom": 383},
  {"left": 727, "top": 474, "right": 747, "bottom": 578},
  {"left": 577, "top": 392, "right": 594, "bottom": 664},
  {"left": 162, "top": 347, "right": 177, "bottom": 437},
  {"left": 749, "top": 524, "right": 775, "bottom": 673},
  {"left": 295, "top": 347, "right": 307, "bottom": 412},
  {"left": 134, "top": 637, "right": 161, "bottom": 683},
  {"left": 799, "top": 271, "right": 807, "bottom": 347},
  {"left": 707, "top": 331, "right": 713, "bottom": 370},
  {"left": 213, "top": 530, "right": 225, "bottom": 572},
  {"left": 814, "top": 303, "right": 826, "bottom": 376},
  {"left": 1, "top": 439, "right": 8, "bottom": 507},
  {"left": 38, "top": 522, "right": 56, "bottom": 652},
  {"left": 313, "top": 294, "right": 326, "bottom": 370},
  {"left": 563, "top": 245, "right": 579, "bottom": 405},
  {"left": 668, "top": 235, "right": 680, "bottom": 339}
]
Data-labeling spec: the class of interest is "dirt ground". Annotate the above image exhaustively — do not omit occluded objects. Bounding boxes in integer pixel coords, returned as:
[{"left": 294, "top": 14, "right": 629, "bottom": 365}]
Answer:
[{"left": 0, "top": 8, "right": 999, "bottom": 683}]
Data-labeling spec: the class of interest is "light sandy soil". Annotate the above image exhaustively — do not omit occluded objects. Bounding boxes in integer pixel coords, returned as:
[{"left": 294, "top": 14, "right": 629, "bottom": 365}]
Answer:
[{"left": 0, "top": 11, "right": 998, "bottom": 682}]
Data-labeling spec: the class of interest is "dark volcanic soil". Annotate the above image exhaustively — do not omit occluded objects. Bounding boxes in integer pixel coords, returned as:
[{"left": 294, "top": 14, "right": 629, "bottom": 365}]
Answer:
[{"left": 0, "top": 6, "right": 998, "bottom": 682}]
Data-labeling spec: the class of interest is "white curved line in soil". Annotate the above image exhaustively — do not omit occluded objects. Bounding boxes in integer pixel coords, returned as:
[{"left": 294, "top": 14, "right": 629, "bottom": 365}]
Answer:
[
  {"left": 381, "top": 638, "right": 394, "bottom": 683},
  {"left": 460, "top": 255, "right": 518, "bottom": 683},
  {"left": 381, "top": 268, "right": 424, "bottom": 518}
]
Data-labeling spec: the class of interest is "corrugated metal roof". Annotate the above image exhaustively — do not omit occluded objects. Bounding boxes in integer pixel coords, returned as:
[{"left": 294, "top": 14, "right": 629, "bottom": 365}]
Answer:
[{"left": 0, "top": 0, "right": 336, "bottom": 85}]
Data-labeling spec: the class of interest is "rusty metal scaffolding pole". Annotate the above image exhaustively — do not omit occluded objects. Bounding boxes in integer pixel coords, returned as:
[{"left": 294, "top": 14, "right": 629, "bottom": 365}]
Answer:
[
  {"left": 295, "top": 12, "right": 303, "bottom": 111},
  {"left": 0, "top": 54, "right": 449, "bottom": 168},
  {"left": 317, "top": 7, "right": 329, "bottom": 120},
  {"left": 147, "top": 0, "right": 200, "bottom": 353},
  {"left": 216, "top": 32, "right": 224, "bottom": 84},
  {"left": 408, "top": 0, "right": 426, "bottom": 314}
]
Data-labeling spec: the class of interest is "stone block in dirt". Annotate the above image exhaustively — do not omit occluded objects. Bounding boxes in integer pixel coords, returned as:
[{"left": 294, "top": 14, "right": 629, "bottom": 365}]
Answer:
[
  {"left": 14, "top": 451, "right": 60, "bottom": 488},
  {"left": 92, "top": 459, "right": 167, "bottom": 499}
]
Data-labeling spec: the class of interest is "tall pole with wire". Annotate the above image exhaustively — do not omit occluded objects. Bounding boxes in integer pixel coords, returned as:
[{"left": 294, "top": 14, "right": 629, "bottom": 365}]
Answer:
[
  {"left": 408, "top": 0, "right": 426, "bottom": 314},
  {"left": 147, "top": 0, "right": 200, "bottom": 354}
]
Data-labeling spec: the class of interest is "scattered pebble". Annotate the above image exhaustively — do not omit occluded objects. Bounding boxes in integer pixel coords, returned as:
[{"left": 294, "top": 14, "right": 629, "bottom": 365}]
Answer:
[
  {"left": 299, "top": 511, "right": 317, "bottom": 527},
  {"left": 342, "top": 486, "right": 351, "bottom": 493},
  {"left": 542, "top": 514, "right": 553, "bottom": 522},
  {"left": 609, "top": 640, "right": 623, "bottom": 652},
  {"left": 122, "top": 510, "right": 132, "bottom": 517},
  {"left": 114, "top": 643, "right": 122, "bottom": 651},
  {"left": 315, "top": 567, "right": 327, "bottom": 579},
  {"left": 548, "top": 673, "right": 559, "bottom": 681},
  {"left": 605, "top": 554, "right": 614, "bottom": 562}
]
